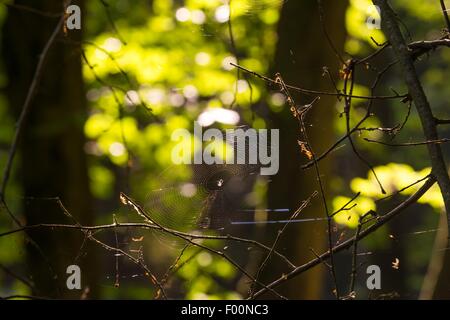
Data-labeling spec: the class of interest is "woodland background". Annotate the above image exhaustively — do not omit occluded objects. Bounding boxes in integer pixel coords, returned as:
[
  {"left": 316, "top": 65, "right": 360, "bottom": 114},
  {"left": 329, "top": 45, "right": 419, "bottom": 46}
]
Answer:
[{"left": 0, "top": 0, "right": 450, "bottom": 300}]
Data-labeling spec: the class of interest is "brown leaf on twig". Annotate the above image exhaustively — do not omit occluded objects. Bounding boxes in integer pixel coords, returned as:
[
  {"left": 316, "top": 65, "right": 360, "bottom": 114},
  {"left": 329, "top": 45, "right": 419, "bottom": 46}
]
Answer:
[
  {"left": 298, "top": 140, "right": 313, "bottom": 160},
  {"left": 392, "top": 258, "right": 400, "bottom": 270},
  {"left": 339, "top": 63, "right": 353, "bottom": 80},
  {"left": 119, "top": 193, "right": 128, "bottom": 205}
]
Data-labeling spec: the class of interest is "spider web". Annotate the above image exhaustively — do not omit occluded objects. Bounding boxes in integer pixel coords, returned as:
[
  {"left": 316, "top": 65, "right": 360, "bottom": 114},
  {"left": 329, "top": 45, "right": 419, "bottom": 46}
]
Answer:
[{"left": 142, "top": 126, "right": 263, "bottom": 247}]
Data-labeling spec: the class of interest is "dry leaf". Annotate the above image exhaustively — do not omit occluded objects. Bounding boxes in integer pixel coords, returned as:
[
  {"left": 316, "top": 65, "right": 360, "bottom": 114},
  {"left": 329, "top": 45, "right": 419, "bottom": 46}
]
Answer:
[
  {"left": 339, "top": 60, "right": 353, "bottom": 80},
  {"left": 298, "top": 140, "right": 313, "bottom": 160},
  {"left": 392, "top": 258, "right": 400, "bottom": 270},
  {"left": 132, "top": 236, "right": 144, "bottom": 242},
  {"left": 290, "top": 106, "right": 298, "bottom": 118},
  {"left": 63, "top": 10, "right": 69, "bottom": 36},
  {"left": 119, "top": 192, "right": 128, "bottom": 205}
]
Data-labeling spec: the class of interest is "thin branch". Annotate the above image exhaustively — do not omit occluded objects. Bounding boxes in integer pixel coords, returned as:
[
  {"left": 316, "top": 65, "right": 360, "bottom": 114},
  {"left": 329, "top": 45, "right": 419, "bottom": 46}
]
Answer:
[
  {"left": 349, "top": 211, "right": 372, "bottom": 296},
  {"left": 409, "top": 38, "right": 450, "bottom": 59},
  {"left": 230, "top": 63, "right": 407, "bottom": 100},
  {"left": 160, "top": 244, "right": 191, "bottom": 288},
  {"left": 119, "top": 193, "right": 287, "bottom": 300},
  {"left": 250, "top": 176, "right": 436, "bottom": 299},
  {"left": 342, "top": 61, "right": 386, "bottom": 194},
  {"left": 227, "top": 0, "right": 240, "bottom": 109},
  {"left": 348, "top": 219, "right": 362, "bottom": 296},
  {"left": 0, "top": 7, "right": 67, "bottom": 201},
  {"left": 275, "top": 73, "right": 340, "bottom": 298},
  {"left": 0, "top": 295, "right": 50, "bottom": 300},
  {"left": 363, "top": 137, "right": 450, "bottom": 146},
  {"left": 330, "top": 192, "right": 361, "bottom": 218},
  {"left": 99, "top": 0, "right": 127, "bottom": 45},
  {"left": 435, "top": 117, "right": 450, "bottom": 125},
  {"left": 301, "top": 60, "right": 399, "bottom": 170},
  {"left": 376, "top": 174, "right": 432, "bottom": 202},
  {"left": 249, "top": 191, "right": 317, "bottom": 298},
  {"left": 0, "top": 220, "right": 295, "bottom": 269},
  {"left": 86, "top": 233, "right": 167, "bottom": 299},
  {"left": 374, "top": 0, "right": 450, "bottom": 234},
  {"left": 317, "top": 0, "right": 346, "bottom": 65},
  {"left": 0, "top": 3, "right": 62, "bottom": 18},
  {"left": 440, "top": 0, "right": 450, "bottom": 32},
  {"left": 0, "top": 264, "right": 36, "bottom": 293}
]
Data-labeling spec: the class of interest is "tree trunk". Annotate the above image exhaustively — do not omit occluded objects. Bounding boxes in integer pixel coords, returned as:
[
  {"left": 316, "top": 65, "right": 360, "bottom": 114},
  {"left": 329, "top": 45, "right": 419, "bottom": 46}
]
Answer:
[
  {"left": 2, "top": 0, "right": 96, "bottom": 298},
  {"left": 263, "top": 0, "right": 348, "bottom": 299}
]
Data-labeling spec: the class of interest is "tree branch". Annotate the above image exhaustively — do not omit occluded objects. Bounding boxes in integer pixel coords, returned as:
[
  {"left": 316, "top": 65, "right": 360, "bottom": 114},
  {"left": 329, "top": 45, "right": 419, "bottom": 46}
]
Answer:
[
  {"left": 373, "top": 0, "right": 450, "bottom": 237},
  {"left": 409, "top": 39, "right": 450, "bottom": 59},
  {"left": 440, "top": 0, "right": 450, "bottom": 32},
  {"left": 0, "top": 6, "right": 67, "bottom": 202},
  {"left": 251, "top": 176, "right": 436, "bottom": 298}
]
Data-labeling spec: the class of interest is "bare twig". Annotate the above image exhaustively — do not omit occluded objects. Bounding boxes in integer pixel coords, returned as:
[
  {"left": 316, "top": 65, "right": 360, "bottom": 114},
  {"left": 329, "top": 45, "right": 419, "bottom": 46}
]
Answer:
[
  {"left": 440, "top": 0, "right": 450, "bottom": 32},
  {"left": 251, "top": 176, "right": 436, "bottom": 299},
  {"left": 275, "top": 73, "right": 340, "bottom": 298},
  {"left": 0, "top": 6, "right": 67, "bottom": 202},
  {"left": 374, "top": 0, "right": 450, "bottom": 235},
  {"left": 363, "top": 137, "right": 450, "bottom": 146},
  {"left": 0, "top": 264, "right": 36, "bottom": 294},
  {"left": 249, "top": 191, "right": 317, "bottom": 297},
  {"left": 87, "top": 233, "right": 167, "bottom": 299},
  {"left": 0, "top": 3, "right": 62, "bottom": 18},
  {"left": 99, "top": 0, "right": 127, "bottom": 45},
  {"left": 231, "top": 63, "right": 408, "bottom": 100}
]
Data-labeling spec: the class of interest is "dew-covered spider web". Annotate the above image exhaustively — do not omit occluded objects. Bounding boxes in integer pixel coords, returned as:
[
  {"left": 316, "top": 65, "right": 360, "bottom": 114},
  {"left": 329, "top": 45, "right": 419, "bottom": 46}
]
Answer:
[
  {"left": 143, "top": 126, "right": 262, "bottom": 248},
  {"left": 141, "top": 125, "right": 327, "bottom": 248}
]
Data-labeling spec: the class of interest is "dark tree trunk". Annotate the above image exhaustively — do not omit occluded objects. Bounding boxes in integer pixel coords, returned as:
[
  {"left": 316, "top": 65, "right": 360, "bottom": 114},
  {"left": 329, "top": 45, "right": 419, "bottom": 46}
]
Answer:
[
  {"left": 2, "top": 0, "right": 96, "bottom": 298},
  {"left": 433, "top": 236, "right": 450, "bottom": 298},
  {"left": 263, "top": 0, "right": 348, "bottom": 299}
]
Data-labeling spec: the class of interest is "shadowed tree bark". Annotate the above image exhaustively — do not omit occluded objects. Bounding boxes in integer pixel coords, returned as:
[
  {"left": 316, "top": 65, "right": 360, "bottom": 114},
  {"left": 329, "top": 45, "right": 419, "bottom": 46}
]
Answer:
[
  {"left": 2, "top": 0, "right": 96, "bottom": 298},
  {"left": 263, "top": 0, "right": 348, "bottom": 299},
  {"left": 371, "top": 0, "right": 450, "bottom": 300}
]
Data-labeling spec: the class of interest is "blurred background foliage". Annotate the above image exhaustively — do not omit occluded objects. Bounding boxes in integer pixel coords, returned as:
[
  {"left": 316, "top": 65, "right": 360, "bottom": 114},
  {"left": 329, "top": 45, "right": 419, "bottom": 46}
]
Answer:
[{"left": 0, "top": 0, "right": 450, "bottom": 299}]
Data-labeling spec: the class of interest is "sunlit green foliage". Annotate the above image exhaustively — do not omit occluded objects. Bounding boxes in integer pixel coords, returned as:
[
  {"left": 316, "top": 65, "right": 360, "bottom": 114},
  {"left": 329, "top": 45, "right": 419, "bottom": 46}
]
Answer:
[
  {"left": 177, "top": 249, "right": 241, "bottom": 300},
  {"left": 333, "top": 163, "right": 444, "bottom": 228},
  {"left": 83, "top": 0, "right": 281, "bottom": 185},
  {"left": 82, "top": 0, "right": 283, "bottom": 299},
  {"left": 332, "top": 0, "right": 449, "bottom": 232},
  {"left": 346, "top": 0, "right": 386, "bottom": 54},
  {"left": 1, "top": 0, "right": 449, "bottom": 299}
]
